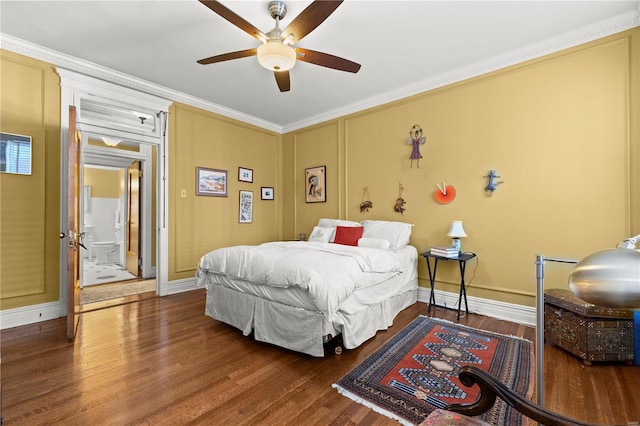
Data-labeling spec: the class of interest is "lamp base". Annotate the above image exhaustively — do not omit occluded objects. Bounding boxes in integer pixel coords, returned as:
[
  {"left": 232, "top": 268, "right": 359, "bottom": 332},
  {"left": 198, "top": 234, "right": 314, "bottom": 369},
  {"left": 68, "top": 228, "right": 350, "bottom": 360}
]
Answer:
[{"left": 451, "top": 238, "right": 461, "bottom": 251}]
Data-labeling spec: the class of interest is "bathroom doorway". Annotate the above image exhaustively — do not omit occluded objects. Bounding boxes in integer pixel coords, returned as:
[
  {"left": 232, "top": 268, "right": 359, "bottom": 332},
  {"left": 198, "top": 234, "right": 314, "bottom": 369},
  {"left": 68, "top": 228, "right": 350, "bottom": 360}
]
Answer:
[
  {"left": 79, "top": 135, "right": 157, "bottom": 305},
  {"left": 82, "top": 163, "right": 136, "bottom": 286}
]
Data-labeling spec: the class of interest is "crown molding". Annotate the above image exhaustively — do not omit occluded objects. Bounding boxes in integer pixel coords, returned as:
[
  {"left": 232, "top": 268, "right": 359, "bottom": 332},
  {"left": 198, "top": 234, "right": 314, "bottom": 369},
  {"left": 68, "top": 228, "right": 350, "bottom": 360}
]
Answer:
[
  {"left": 282, "top": 8, "right": 640, "bottom": 133},
  {"left": 1, "top": 34, "right": 284, "bottom": 134},
  {"left": 2, "top": 5, "right": 638, "bottom": 135}
]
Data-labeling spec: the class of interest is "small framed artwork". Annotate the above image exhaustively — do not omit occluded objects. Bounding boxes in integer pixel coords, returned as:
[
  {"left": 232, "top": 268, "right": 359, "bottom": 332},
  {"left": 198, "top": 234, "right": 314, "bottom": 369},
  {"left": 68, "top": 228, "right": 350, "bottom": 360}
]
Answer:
[
  {"left": 196, "top": 167, "right": 227, "bottom": 197},
  {"left": 305, "top": 165, "right": 326, "bottom": 203},
  {"left": 238, "top": 167, "right": 253, "bottom": 183},
  {"left": 261, "top": 187, "right": 274, "bottom": 200},
  {"left": 1, "top": 132, "right": 32, "bottom": 175},
  {"left": 239, "top": 190, "right": 253, "bottom": 223}
]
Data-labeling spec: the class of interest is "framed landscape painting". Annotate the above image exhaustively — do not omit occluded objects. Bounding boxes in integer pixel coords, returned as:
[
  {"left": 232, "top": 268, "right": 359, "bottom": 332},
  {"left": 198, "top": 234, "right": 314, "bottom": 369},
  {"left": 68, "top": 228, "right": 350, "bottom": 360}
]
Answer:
[
  {"left": 305, "top": 165, "right": 326, "bottom": 203},
  {"left": 196, "top": 167, "right": 227, "bottom": 197}
]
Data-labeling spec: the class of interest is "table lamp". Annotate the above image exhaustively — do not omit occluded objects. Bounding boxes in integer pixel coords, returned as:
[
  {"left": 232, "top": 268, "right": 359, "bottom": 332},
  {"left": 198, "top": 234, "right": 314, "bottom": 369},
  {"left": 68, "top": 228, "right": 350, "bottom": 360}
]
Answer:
[{"left": 447, "top": 220, "right": 467, "bottom": 251}]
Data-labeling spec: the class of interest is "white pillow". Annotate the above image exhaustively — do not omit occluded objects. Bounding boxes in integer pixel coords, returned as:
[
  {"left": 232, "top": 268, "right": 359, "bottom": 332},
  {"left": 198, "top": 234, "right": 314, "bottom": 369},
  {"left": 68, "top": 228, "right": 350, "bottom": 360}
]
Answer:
[
  {"left": 361, "top": 220, "right": 413, "bottom": 249},
  {"left": 358, "top": 237, "right": 391, "bottom": 250},
  {"left": 317, "top": 218, "right": 361, "bottom": 242},
  {"left": 317, "top": 218, "right": 361, "bottom": 228},
  {"left": 308, "top": 226, "right": 334, "bottom": 243}
]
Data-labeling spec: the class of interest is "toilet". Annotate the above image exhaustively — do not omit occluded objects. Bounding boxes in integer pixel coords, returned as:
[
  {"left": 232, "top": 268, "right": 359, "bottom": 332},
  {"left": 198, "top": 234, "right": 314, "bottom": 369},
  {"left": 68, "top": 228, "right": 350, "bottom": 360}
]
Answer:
[
  {"left": 84, "top": 224, "right": 122, "bottom": 264},
  {"left": 93, "top": 241, "right": 120, "bottom": 264}
]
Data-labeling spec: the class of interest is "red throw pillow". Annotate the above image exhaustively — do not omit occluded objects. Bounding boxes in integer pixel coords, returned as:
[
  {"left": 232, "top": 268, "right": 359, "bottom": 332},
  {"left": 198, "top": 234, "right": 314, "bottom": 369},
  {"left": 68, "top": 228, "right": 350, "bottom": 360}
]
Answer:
[{"left": 333, "top": 226, "right": 364, "bottom": 246}]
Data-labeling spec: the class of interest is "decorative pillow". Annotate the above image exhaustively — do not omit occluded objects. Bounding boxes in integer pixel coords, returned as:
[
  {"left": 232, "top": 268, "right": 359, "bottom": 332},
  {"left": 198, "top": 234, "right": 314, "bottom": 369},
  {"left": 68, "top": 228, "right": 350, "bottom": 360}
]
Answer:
[
  {"left": 317, "top": 218, "right": 361, "bottom": 242},
  {"left": 361, "top": 220, "right": 413, "bottom": 249},
  {"left": 307, "top": 226, "right": 334, "bottom": 243},
  {"left": 333, "top": 226, "right": 364, "bottom": 246},
  {"left": 357, "top": 237, "right": 391, "bottom": 250}
]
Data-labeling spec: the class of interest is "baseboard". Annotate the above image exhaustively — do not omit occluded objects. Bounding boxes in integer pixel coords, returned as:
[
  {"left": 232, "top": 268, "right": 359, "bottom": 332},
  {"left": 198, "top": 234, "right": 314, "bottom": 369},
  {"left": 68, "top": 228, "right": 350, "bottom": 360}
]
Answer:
[
  {"left": 0, "top": 301, "right": 64, "bottom": 330},
  {"left": 161, "top": 277, "right": 198, "bottom": 296},
  {"left": 1, "top": 278, "right": 199, "bottom": 330},
  {"left": 417, "top": 287, "right": 536, "bottom": 327},
  {"left": 2, "top": 282, "right": 532, "bottom": 330}
]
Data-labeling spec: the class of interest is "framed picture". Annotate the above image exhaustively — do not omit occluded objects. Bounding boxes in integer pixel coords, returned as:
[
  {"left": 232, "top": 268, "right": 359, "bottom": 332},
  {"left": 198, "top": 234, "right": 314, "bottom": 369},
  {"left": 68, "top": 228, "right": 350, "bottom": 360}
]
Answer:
[
  {"left": 239, "top": 190, "right": 253, "bottom": 223},
  {"left": 196, "top": 167, "right": 227, "bottom": 197},
  {"left": 261, "top": 187, "right": 274, "bottom": 200},
  {"left": 305, "top": 165, "right": 326, "bottom": 203},
  {"left": 238, "top": 167, "right": 253, "bottom": 183},
  {"left": 1, "top": 132, "right": 32, "bottom": 175}
]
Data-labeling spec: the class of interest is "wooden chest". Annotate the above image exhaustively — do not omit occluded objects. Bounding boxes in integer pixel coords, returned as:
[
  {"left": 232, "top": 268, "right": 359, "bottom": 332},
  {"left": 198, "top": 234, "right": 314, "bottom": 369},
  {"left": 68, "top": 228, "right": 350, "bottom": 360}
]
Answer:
[{"left": 544, "top": 289, "right": 635, "bottom": 365}]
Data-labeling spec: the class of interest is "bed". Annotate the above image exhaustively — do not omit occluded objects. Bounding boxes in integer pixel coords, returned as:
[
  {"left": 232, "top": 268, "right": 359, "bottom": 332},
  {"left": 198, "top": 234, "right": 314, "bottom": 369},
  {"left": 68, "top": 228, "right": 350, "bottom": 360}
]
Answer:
[{"left": 195, "top": 219, "right": 418, "bottom": 357}]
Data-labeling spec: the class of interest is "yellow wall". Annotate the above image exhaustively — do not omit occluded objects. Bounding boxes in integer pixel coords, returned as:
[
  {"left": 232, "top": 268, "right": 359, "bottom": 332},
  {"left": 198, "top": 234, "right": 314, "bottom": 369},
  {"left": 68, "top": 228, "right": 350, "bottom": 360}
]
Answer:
[
  {"left": 0, "top": 50, "right": 61, "bottom": 309},
  {"left": 84, "top": 167, "right": 122, "bottom": 199},
  {"left": 284, "top": 29, "right": 640, "bottom": 307},
  {"left": 1, "top": 27, "right": 638, "bottom": 312},
  {"left": 168, "top": 103, "right": 282, "bottom": 281}
]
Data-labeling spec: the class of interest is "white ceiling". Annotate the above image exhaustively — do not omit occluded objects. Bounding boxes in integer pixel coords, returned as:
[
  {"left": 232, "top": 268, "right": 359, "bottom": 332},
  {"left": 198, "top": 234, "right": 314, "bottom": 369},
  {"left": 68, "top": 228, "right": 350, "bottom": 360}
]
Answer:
[{"left": 1, "top": 1, "right": 639, "bottom": 133}]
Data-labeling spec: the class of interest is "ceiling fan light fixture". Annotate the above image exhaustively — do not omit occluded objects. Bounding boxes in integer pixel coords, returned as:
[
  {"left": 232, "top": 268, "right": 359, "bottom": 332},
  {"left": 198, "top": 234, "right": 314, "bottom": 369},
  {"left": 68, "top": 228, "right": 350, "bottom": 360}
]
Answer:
[{"left": 257, "top": 40, "right": 296, "bottom": 71}]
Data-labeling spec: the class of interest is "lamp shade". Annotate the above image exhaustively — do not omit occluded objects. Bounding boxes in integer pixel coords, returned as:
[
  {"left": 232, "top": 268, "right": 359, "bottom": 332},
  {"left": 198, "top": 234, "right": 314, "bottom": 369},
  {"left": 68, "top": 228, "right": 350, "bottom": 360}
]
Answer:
[
  {"left": 257, "top": 41, "right": 296, "bottom": 71},
  {"left": 569, "top": 247, "right": 640, "bottom": 308},
  {"left": 447, "top": 221, "right": 467, "bottom": 238}
]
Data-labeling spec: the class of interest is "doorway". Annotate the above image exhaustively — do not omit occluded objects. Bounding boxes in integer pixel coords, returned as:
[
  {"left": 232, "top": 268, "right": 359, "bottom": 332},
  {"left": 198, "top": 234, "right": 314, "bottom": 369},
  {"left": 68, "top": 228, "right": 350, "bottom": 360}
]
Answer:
[
  {"left": 79, "top": 135, "right": 157, "bottom": 306},
  {"left": 59, "top": 69, "right": 171, "bottom": 332}
]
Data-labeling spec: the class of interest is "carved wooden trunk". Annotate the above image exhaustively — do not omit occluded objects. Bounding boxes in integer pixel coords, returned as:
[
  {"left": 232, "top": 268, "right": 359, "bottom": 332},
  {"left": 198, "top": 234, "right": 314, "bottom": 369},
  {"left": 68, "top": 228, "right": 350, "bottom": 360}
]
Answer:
[{"left": 544, "top": 289, "right": 635, "bottom": 365}]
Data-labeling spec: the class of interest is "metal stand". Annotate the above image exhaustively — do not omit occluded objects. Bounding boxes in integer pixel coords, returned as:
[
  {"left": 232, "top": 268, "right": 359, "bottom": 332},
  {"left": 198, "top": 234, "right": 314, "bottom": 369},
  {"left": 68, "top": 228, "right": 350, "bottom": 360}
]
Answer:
[
  {"left": 534, "top": 255, "right": 577, "bottom": 407},
  {"left": 424, "top": 252, "right": 477, "bottom": 320}
]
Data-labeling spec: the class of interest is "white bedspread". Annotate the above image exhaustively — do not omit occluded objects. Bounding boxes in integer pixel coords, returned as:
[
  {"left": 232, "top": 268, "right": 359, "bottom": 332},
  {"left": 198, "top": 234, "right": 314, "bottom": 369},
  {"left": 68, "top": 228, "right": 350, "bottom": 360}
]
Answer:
[{"left": 196, "top": 241, "right": 402, "bottom": 315}]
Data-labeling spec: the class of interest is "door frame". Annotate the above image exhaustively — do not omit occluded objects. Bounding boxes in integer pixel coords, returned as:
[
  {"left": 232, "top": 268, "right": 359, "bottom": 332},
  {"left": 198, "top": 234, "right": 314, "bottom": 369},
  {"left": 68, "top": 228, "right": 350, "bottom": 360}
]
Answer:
[{"left": 58, "top": 69, "right": 171, "bottom": 317}]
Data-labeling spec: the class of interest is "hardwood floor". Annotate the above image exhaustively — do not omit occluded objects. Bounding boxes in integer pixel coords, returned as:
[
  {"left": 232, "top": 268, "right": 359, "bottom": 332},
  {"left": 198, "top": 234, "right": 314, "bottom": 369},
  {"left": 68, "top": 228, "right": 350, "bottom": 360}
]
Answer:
[{"left": 1, "top": 290, "right": 638, "bottom": 425}]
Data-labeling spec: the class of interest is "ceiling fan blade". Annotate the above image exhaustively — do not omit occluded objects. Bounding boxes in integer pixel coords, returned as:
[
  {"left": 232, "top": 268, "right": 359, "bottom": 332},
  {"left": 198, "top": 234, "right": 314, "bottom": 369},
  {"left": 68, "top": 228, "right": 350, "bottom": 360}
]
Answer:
[
  {"left": 281, "top": 0, "right": 343, "bottom": 44},
  {"left": 199, "top": 0, "right": 266, "bottom": 41},
  {"left": 197, "top": 48, "right": 257, "bottom": 65},
  {"left": 274, "top": 71, "right": 291, "bottom": 92},
  {"left": 295, "top": 48, "right": 361, "bottom": 73}
]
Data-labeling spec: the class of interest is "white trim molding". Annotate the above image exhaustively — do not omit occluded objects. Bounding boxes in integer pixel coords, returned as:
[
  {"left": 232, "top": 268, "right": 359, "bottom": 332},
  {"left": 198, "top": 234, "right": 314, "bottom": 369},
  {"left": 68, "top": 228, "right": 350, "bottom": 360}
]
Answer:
[
  {"left": 2, "top": 286, "right": 535, "bottom": 330},
  {"left": 416, "top": 287, "right": 536, "bottom": 327},
  {"left": 58, "top": 69, "right": 172, "bottom": 305},
  {"left": 1, "top": 34, "right": 282, "bottom": 134},
  {"left": 0, "top": 301, "right": 64, "bottom": 330},
  {"left": 2, "top": 5, "right": 638, "bottom": 134},
  {"left": 283, "top": 8, "right": 640, "bottom": 133},
  {"left": 165, "top": 278, "right": 199, "bottom": 295}
]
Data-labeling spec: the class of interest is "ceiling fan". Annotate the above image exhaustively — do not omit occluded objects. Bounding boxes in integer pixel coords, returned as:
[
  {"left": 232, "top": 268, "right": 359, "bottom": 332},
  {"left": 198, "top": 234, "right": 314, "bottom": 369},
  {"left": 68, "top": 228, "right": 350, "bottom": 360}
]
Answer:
[{"left": 197, "top": 0, "right": 361, "bottom": 92}]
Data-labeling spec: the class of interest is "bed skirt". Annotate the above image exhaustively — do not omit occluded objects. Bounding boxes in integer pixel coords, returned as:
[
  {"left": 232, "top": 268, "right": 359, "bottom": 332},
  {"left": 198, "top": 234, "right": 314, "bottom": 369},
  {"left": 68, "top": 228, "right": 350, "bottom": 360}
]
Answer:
[{"left": 205, "top": 284, "right": 417, "bottom": 357}]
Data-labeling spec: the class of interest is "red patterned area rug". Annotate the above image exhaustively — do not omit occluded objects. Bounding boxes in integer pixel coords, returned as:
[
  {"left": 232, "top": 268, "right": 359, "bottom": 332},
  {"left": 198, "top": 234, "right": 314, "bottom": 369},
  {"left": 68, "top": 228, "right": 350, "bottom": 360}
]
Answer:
[{"left": 333, "top": 316, "right": 533, "bottom": 426}]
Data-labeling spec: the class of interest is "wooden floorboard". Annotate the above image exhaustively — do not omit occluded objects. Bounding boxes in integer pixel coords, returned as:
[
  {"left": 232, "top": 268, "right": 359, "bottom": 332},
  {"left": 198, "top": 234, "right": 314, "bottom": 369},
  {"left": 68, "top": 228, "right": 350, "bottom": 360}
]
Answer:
[{"left": 1, "top": 289, "right": 638, "bottom": 425}]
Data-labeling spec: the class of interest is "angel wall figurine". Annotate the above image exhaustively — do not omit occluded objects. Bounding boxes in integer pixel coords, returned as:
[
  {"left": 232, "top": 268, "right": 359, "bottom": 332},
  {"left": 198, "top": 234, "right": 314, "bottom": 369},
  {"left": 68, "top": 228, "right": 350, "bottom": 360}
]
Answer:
[{"left": 407, "top": 124, "right": 426, "bottom": 168}]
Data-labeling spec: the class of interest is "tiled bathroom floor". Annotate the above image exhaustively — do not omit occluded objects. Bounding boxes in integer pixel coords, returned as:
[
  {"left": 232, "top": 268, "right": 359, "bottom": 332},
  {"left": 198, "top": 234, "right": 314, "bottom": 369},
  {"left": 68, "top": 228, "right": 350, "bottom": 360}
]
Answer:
[{"left": 83, "top": 258, "right": 137, "bottom": 286}]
